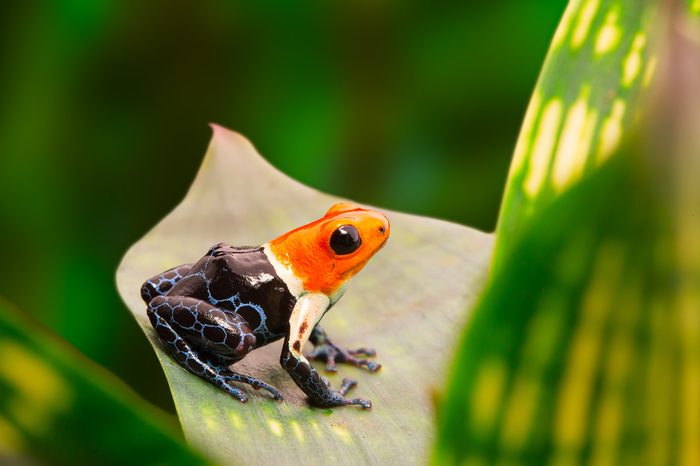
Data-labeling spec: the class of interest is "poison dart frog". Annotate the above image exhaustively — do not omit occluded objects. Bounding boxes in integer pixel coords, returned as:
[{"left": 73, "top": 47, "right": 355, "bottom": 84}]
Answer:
[{"left": 141, "top": 203, "right": 389, "bottom": 409}]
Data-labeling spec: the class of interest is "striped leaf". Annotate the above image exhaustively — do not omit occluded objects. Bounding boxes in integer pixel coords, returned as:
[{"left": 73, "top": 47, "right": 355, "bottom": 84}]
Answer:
[
  {"left": 117, "top": 126, "right": 493, "bottom": 465},
  {"left": 494, "top": 0, "right": 662, "bottom": 267},
  {"left": 434, "top": 1, "right": 700, "bottom": 464},
  {"left": 0, "top": 298, "right": 209, "bottom": 466}
]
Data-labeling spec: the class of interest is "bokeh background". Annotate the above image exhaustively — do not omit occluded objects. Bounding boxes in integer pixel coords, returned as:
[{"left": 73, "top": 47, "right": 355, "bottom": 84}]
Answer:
[{"left": 0, "top": 1, "right": 566, "bottom": 413}]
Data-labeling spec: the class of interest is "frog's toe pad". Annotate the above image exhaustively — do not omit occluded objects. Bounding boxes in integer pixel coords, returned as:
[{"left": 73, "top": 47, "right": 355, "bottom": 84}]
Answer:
[
  {"left": 249, "top": 380, "right": 283, "bottom": 400},
  {"left": 222, "top": 384, "right": 248, "bottom": 403}
]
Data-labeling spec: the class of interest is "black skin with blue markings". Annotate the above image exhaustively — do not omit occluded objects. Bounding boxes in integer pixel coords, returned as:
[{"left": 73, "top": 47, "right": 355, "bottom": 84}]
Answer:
[{"left": 142, "top": 243, "right": 377, "bottom": 407}]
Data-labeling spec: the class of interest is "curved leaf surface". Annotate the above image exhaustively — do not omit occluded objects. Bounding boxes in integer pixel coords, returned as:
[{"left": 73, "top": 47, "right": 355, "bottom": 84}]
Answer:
[
  {"left": 494, "top": 0, "right": 661, "bottom": 268},
  {"left": 435, "top": 1, "right": 700, "bottom": 464},
  {"left": 0, "top": 297, "right": 209, "bottom": 466},
  {"left": 116, "top": 125, "right": 493, "bottom": 465}
]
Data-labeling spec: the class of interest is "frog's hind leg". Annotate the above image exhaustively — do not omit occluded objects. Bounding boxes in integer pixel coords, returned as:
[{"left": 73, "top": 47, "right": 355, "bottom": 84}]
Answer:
[
  {"left": 140, "top": 264, "right": 193, "bottom": 303},
  {"left": 147, "top": 295, "right": 282, "bottom": 402}
]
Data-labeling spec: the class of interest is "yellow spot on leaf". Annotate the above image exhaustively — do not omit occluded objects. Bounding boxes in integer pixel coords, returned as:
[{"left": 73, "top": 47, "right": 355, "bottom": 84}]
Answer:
[
  {"left": 552, "top": 2, "right": 576, "bottom": 49},
  {"left": 647, "top": 296, "right": 673, "bottom": 466},
  {"left": 500, "top": 374, "right": 539, "bottom": 450},
  {"left": 201, "top": 406, "right": 218, "bottom": 431},
  {"left": 512, "top": 90, "right": 542, "bottom": 176},
  {"left": 597, "top": 99, "right": 626, "bottom": 164},
  {"left": 0, "top": 416, "right": 24, "bottom": 454},
  {"left": 524, "top": 295, "right": 567, "bottom": 365},
  {"left": 679, "top": 290, "right": 700, "bottom": 465},
  {"left": 577, "top": 109, "right": 599, "bottom": 175},
  {"left": 0, "top": 341, "right": 72, "bottom": 434},
  {"left": 691, "top": 0, "right": 700, "bottom": 15},
  {"left": 524, "top": 99, "right": 563, "bottom": 198},
  {"left": 622, "top": 33, "right": 647, "bottom": 87},
  {"left": 590, "top": 279, "right": 638, "bottom": 466},
  {"left": 572, "top": 0, "right": 600, "bottom": 49},
  {"left": 290, "top": 420, "right": 305, "bottom": 443},
  {"left": 267, "top": 419, "right": 283, "bottom": 437},
  {"left": 594, "top": 8, "right": 621, "bottom": 55},
  {"left": 228, "top": 412, "right": 243, "bottom": 430},
  {"left": 330, "top": 424, "right": 353, "bottom": 445},
  {"left": 553, "top": 243, "right": 624, "bottom": 455},
  {"left": 471, "top": 359, "right": 507, "bottom": 432},
  {"left": 310, "top": 420, "right": 322, "bottom": 438},
  {"left": 552, "top": 89, "right": 589, "bottom": 192}
]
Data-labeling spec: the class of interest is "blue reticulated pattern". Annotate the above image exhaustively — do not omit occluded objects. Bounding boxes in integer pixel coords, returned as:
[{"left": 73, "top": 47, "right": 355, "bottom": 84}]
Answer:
[
  {"left": 141, "top": 243, "right": 373, "bottom": 408},
  {"left": 140, "top": 264, "right": 193, "bottom": 303},
  {"left": 146, "top": 295, "right": 282, "bottom": 401},
  {"left": 204, "top": 292, "right": 284, "bottom": 346},
  {"left": 142, "top": 261, "right": 284, "bottom": 401}
]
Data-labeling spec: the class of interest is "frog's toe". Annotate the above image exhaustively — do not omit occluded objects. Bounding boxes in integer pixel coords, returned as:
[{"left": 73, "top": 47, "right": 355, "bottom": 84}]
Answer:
[
  {"left": 346, "top": 357, "right": 382, "bottom": 372},
  {"left": 346, "top": 347, "right": 381, "bottom": 372},
  {"left": 347, "top": 347, "right": 376, "bottom": 357},
  {"left": 239, "top": 376, "right": 283, "bottom": 401},
  {"left": 255, "top": 383, "right": 283, "bottom": 401},
  {"left": 344, "top": 397, "right": 372, "bottom": 410},
  {"left": 222, "top": 384, "right": 248, "bottom": 403},
  {"left": 340, "top": 352, "right": 382, "bottom": 373},
  {"left": 338, "top": 377, "right": 358, "bottom": 396},
  {"left": 307, "top": 343, "right": 381, "bottom": 373},
  {"left": 354, "top": 398, "right": 372, "bottom": 409},
  {"left": 319, "top": 379, "right": 372, "bottom": 409},
  {"left": 306, "top": 344, "right": 338, "bottom": 372},
  {"left": 364, "top": 360, "right": 382, "bottom": 372},
  {"left": 324, "top": 358, "right": 338, "bottom": 373}
]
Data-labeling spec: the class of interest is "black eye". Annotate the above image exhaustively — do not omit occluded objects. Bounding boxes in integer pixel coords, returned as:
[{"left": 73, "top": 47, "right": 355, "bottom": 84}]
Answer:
[{"left": 330, "top": 225, "right": 362, "bottom": 255}]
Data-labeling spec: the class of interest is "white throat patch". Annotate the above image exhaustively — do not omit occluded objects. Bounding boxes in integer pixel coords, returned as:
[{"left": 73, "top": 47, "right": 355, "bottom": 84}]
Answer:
[{"left": 262, "top": 243, "right": 305, "bottom": 298}]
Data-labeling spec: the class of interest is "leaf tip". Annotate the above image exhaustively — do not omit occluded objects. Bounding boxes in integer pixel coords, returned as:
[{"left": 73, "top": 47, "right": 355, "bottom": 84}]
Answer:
[
  {"left": 206, "top": 123, "right": 265, "bottom": 171},
  {"left": 208, "top": 122, "right": 247, "bottom": 145}
]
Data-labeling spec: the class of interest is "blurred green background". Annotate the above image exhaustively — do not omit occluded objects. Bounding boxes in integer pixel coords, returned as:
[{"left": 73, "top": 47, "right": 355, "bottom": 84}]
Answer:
[{"left": 0, "top": 1, "right": 566, "bottom": 413}]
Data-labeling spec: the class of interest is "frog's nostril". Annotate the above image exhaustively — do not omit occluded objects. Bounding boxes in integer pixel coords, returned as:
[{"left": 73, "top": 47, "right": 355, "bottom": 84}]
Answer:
[{"left": 378, "top": 226, "right": 386, "bottom": 235}]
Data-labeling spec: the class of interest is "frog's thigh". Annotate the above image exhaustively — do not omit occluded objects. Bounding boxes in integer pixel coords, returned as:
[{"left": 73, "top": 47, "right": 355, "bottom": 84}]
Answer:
[
  {"left": 141, "top": 263, "right": 193, "bottom": 303},
  {"left": 148, "top": 296, "right": 256, "bottom": 359}
]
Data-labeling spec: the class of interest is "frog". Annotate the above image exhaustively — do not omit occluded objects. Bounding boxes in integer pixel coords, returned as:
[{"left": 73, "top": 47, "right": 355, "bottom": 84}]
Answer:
[{"left": 140, "top": 202, "right": 389, "bottom": 409}]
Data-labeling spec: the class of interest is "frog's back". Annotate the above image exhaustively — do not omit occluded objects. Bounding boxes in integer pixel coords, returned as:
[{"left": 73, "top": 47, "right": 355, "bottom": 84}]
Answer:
[{"left": 168, "top": 243, "right": 297, "bottom": 345}]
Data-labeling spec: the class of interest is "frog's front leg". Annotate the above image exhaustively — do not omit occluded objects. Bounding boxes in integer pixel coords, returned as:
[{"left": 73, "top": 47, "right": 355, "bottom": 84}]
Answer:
[
  {"left": 306, "top": 325, "right": 381, "bottom": 373},
  {"left": 280, "top": 294, "right": 371, "bottom": 409},
  {"left": 147, "top": 295, "right": 282, "bottom": 402}
]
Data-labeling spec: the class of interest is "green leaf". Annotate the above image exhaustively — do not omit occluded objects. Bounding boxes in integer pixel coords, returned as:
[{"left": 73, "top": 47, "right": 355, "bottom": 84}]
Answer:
[
  {"left": 0, "top": 297, "right": 209, "bottom": 466},
  {"left": 493, "top": 0, "right": 662, "bottom": 268},
  {"left": 435, "top": 1, "right": 700, "bottom": 464},
  {"left": 116, "top": 125, "right": 493, "bottom": 465}
]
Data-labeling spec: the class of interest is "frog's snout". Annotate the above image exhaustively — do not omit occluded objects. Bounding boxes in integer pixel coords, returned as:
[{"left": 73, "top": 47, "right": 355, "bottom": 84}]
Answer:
[
  {"left": 377, "top": 213, "right": 390, "bottom": 238},
  {"left": 375, "top": 213, "right": 390, "bottom": 250}
]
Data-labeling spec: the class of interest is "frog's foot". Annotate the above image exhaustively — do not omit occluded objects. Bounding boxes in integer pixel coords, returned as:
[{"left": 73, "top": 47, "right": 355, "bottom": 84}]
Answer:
[
  {"left": 219, "top": 372, "right": 283, "bottom": 401},
  {"left": 307, "top": 342, "right": 381, "bottom": 373},
  {"left": 336, "top": 396, "right": 372, "bottom": 409},
  {"left": 334, "top": 378, "right": 371, "bottom": 409},
  {"left": 314, "top": 377, "right": 371, "bottom": 409},
  {"left": 215, "top": 380, "right": 249, "bottom": 403}
]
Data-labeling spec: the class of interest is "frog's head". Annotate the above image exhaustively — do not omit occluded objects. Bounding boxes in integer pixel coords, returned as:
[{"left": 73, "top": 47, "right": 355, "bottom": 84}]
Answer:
[{"left": 268, "top": 202, "right": 390, "bottom": 296}]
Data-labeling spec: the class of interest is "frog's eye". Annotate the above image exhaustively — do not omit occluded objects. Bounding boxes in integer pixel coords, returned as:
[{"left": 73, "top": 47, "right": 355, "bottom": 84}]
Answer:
[{"left": 330, "top": 225, "right": 362, "bottom": 255}]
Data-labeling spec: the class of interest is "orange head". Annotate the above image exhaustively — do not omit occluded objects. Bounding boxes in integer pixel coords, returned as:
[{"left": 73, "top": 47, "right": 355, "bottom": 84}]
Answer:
[{"left": 267, "top": 203, "right": 390, "bottom": 296}]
